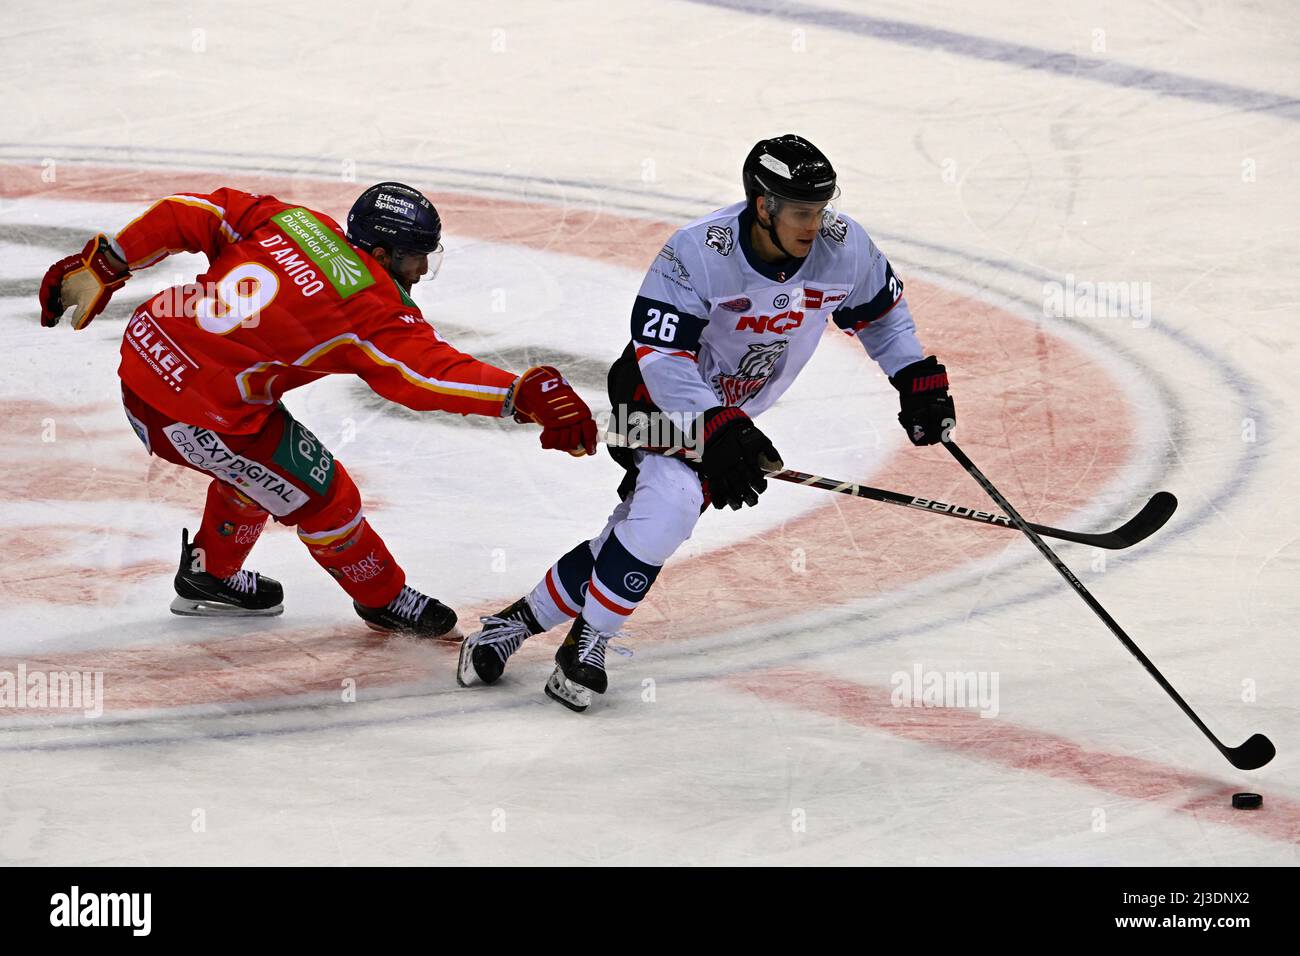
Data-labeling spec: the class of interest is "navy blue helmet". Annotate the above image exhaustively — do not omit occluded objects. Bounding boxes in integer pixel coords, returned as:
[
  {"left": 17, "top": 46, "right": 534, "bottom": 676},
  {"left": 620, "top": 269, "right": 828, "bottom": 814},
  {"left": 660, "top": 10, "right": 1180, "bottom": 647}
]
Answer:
[{"left": 346, "top": 182, "right": 442, "bottom": 256}]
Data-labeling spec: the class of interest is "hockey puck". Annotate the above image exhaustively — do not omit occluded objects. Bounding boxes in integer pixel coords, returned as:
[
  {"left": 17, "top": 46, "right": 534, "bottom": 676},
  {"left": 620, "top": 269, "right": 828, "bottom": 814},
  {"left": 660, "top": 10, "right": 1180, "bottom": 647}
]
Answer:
[{"left": 1231, "top": 792, "right": 1262, "bottom": 810}]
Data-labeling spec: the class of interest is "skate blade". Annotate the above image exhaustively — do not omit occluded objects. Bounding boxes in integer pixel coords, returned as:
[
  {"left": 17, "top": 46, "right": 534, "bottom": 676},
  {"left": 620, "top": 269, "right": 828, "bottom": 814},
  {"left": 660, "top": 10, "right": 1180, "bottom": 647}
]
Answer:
[
  {"left": 169, "top": 596, "right": 284, "bottom": 618},
  {"left": 544, "top": 667, "right": 592, "bottom": 713},
  {"left": 456, "top": 632, "right": 481, "bottom": 687},
  {"left": 361, "top": 620, "right": 463, "bottom": 642}
]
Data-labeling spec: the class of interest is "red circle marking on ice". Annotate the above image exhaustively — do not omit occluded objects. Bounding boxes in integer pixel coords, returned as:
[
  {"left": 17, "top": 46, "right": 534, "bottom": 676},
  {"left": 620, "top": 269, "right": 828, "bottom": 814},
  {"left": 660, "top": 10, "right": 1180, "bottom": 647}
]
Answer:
[{"left": 9, "top": 164, "right": 1289, "bottom": 851}]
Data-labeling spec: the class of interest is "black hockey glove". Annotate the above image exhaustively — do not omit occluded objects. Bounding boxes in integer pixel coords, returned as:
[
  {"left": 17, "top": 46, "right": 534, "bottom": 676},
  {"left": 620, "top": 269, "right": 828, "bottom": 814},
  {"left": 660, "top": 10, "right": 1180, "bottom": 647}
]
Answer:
[
  {"left": 699, "top": 407, "right": 783, "bottom": 510},
  {"left": 890, "top": 356, "right": 955, "bottom": 446}
]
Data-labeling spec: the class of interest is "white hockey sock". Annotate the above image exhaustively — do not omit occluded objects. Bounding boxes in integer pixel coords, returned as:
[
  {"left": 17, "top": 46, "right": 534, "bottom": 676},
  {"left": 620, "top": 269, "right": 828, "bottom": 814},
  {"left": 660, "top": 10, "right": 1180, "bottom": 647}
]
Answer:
[{"left": 525, "top": 540, "right": 598, "bottom": 631}]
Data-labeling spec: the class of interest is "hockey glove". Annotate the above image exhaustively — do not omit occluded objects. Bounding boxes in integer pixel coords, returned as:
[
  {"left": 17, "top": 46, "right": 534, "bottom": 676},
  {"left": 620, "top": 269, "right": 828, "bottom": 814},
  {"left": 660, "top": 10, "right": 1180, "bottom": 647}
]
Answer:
[
  {"left": 39, "top": 234, "right": 130, "bottom": 329},
  {"left": 700, "top": 406, "right": 783, "bottom": 511},
  {"left": 511, "top": 365, "right": 598, "bottom": 456},
  {"left": 890, "top": 356, "right": 955, "bottom": 446}
]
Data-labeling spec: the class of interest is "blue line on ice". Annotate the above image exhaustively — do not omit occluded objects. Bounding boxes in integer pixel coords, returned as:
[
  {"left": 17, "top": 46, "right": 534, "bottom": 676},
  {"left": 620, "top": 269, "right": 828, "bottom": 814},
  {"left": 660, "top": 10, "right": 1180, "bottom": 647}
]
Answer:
[{"left": 688, "top": 0, "right": 1300, "bottom": 121}]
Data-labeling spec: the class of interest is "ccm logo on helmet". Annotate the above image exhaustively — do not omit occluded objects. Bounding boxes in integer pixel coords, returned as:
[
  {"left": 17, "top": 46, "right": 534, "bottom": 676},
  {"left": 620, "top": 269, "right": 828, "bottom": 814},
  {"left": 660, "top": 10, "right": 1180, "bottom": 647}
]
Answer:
[{"left": 735, "top": 310, "right": 805, "bottom": 334}]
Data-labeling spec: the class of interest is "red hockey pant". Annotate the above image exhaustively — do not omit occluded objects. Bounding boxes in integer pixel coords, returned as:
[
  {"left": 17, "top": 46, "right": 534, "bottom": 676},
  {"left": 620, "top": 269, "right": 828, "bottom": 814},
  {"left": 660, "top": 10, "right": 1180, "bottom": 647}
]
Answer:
[{"left": 121, "top": 385, "right": 405, "bottom": 607}]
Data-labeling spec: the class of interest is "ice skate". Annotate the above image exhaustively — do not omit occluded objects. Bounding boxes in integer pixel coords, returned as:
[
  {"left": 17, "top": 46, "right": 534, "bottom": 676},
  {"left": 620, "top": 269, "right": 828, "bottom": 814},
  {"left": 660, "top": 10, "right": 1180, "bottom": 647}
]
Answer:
[
  {"left": 171, "top": 528, "right": 284, "bottom": 617},
  {"left": 544, "top": 615, "right": 617, "bottom": 712},
  {"left": 354, "top": 584, "right": 459, "bottom": 638},
  {"left": 457, "top": 597, "right": 544, "bottom": 687}
]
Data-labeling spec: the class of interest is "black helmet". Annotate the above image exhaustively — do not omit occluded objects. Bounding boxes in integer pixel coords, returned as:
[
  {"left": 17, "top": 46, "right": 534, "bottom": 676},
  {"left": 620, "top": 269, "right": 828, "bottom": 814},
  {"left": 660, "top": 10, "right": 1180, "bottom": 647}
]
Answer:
[
  {"left": 346, "top": 182, "right": 442, "bottom": 256},
  {"left": 743, "top": 134, "right": 838, "bottom": 207}
]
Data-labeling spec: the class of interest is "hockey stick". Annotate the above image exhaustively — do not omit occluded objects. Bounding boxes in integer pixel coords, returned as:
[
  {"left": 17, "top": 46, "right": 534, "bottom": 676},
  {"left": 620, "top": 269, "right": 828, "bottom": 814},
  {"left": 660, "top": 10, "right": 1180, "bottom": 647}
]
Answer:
[
  {"left": 600, "top": 433, "right": 1176, "bottom": 550},
  {"left": 942, "top": 439, "right": 1275, "bottom": 771},
  {"left": 771, "top": 470, "right": 1175, "bottom": 551}
]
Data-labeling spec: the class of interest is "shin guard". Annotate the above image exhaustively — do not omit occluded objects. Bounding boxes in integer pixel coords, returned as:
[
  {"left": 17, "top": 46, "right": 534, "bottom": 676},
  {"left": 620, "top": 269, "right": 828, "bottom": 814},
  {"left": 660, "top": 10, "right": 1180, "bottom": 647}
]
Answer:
[{"left": 192, "top": 480, "right": 270, "bottom": 578}]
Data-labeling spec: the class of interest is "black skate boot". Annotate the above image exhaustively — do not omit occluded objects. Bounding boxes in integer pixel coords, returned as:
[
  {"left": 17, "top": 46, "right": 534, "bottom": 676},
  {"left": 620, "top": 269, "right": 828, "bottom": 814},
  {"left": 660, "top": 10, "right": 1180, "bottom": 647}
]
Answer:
[
  {"left": 353, "top": 585, "right": 458, "bottom": 638},
  {"left": 456, "top": 597, "right": 544, "bottom": 687},
  {"left": 171, "top": 528, "right": 284, "bottom": 617},
  {"left": 544, "top": 614, "right": 617, "bottom": 712}
]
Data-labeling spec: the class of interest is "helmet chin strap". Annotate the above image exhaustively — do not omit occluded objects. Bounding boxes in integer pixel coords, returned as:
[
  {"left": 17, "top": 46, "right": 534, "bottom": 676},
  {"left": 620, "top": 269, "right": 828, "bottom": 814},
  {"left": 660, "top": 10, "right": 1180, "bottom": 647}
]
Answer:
[{"left": 759, "top": 199, "right": 800, "bottom": 260}]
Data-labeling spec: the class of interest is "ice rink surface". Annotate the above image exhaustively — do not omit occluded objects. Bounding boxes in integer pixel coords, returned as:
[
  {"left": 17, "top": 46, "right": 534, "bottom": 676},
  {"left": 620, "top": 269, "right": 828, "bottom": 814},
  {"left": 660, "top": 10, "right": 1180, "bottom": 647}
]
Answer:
[{"left": 1, "top": 1, "right": 1297, "bottom": 864}]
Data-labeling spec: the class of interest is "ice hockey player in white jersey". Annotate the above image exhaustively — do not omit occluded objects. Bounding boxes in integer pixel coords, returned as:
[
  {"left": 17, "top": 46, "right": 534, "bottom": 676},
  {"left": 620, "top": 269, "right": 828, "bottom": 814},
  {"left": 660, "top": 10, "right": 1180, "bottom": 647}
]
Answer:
[{"left": 458, "top": 134, "right": 956, "bottom": 711}]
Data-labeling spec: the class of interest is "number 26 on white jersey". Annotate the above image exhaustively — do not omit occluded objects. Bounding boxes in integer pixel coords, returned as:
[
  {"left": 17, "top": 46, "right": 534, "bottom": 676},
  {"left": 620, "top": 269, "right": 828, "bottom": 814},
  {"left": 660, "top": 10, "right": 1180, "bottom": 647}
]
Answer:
[{"left": 642, "top": 307, "right": 679, "bottom": 343}]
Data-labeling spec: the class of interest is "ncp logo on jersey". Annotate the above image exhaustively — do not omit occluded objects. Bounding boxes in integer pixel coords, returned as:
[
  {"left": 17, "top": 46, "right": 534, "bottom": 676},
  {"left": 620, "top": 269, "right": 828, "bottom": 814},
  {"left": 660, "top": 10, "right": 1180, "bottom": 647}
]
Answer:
[{"left": 735, "top": 310, "right": 805, "bottom": 334}]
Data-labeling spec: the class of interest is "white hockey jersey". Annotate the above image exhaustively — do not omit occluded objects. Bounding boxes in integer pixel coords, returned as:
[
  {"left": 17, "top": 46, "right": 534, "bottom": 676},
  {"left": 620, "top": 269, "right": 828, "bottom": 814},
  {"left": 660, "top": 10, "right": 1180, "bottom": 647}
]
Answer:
[{"left": 629, "top": 201, "right": 923, "bottom": 418}]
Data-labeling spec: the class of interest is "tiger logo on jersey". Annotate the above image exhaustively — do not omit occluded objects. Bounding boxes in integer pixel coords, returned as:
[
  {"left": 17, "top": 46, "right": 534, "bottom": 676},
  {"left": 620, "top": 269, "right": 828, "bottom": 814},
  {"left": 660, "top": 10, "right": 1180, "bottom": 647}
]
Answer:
[
  {"left": 705, "top": 225, "right": 734, "bottom": 256},
  {"left": 712, "top": 340, "right": 789, "bottom": 407},
  {"left": 820, "top": 217, "right": 848, "bottom": 244}
]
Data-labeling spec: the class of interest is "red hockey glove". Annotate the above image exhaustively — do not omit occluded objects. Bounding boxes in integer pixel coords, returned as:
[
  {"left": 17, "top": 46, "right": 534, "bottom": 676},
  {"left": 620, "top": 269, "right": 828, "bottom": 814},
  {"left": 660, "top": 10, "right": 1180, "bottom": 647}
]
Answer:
[
  {"left": 510, "top": 365, "right": 598, "bottom": 457},
  {"left": 39, "top": 234, "right": 130, "bottom": 329}
]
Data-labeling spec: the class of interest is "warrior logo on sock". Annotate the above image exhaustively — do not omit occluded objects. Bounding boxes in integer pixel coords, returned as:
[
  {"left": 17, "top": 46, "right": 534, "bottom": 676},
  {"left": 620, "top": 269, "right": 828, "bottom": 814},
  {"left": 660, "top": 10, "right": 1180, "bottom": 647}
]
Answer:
[
  {"left": 624, "top": 572, "right": 649, "bottom": 593},
  {"left": 712, "top": 340, "right": 789, "bottom": 407}
]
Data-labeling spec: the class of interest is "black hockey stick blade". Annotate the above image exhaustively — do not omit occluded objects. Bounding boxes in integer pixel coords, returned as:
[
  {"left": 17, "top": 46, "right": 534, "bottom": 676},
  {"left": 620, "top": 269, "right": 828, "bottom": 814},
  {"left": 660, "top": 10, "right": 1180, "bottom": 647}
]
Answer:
[
  {"left": 1226, "top": 733, "right": 1276, "bottom": 771},
  {"left": 1026, "top": 490, "right": 1178, "bottom": 549},
  {"left": 1092, "top": 490, "right": 1178, "bottom": 549}
]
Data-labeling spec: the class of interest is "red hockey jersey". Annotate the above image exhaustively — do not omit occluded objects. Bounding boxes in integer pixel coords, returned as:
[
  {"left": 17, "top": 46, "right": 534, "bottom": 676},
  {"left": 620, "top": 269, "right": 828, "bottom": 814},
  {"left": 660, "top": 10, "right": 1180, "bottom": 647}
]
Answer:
[{"left": 113, "top": 188, "right": 516, "bottom": 433}]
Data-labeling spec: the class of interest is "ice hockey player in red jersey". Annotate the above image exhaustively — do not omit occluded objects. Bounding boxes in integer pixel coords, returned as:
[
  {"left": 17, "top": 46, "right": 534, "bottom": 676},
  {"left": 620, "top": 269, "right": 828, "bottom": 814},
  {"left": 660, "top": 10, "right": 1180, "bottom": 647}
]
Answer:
[
  {"left": 457, "top": 136, "right": 956, "bottom": 709},
  {"left": 38, "top": 181, "right": 597, "bottom": 637}
]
